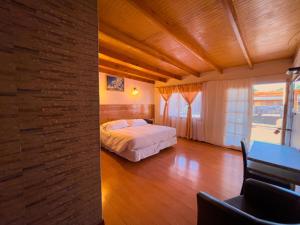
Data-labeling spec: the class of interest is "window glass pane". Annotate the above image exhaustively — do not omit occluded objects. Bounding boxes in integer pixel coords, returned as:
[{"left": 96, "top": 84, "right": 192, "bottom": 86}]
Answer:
[
  {"left": 251, "top": 82, "right": 285, "bottom": 144},
  {"left": 224, "top": 87, "right": 249, "bottom": 147},
  {"left": 192, "top": 93, "right": 201, "bottom": 118},
  {"left": 179, "top": 94, "right": 187, "bottom": 117},
  {"left": 227, "top": 114, "right": 236, "bottom": 123},
  {"left": 294, "top": 81, "right": 300, "bottom": 113},
  {"left": 169, "top": 93, "right": 179, "bottom": 117},
  {"left": 227, "top": 123, "right": 235, "bottom": 133},
  {"left": 168, "top": 94, "right": 175, "bottom": 117},
  {"left": 160, "top": 96, "right": 165, "bottom": 116}
]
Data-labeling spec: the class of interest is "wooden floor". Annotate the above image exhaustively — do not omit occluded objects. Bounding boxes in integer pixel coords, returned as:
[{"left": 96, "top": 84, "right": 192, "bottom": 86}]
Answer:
[{"left": 100, "top": 138, "right": 243, "bottom": 225}]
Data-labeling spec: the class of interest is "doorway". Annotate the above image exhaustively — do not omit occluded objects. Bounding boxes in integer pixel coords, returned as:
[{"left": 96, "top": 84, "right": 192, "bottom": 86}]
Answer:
[{"left": 250, "top": 82, "right": 286, "bottom": 144}]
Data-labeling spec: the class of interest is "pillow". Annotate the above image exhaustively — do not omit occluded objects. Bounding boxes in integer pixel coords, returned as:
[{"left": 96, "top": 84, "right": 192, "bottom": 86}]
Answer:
[
  {"left": 127, "top": 119, "right": 148, "bottom": 127},
  {"left": 102, "top": 120, "right": 128, "bottom": 131}
]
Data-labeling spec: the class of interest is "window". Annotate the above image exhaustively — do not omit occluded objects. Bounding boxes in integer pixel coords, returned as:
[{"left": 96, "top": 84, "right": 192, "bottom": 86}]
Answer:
[
  {"left": 159, "top": 96, "right": 165, "bottom": 116},
  {"left": 224, "top": 87, "right": 250, "bottom": 147},
  {"left": 169, "top": 93, "right": 186, "bottom": 117},
  {"left": 250, "top": 82, "right": 286, "bottom": 144},
  {"left": 294, "top": 81, "right": 300, "bottom": 113},
  {"left": 192, "top": 93, "right": 201, "bottom": 118},
  {"left": 160, "top": 92, "right": 201, "bottom": 118}
]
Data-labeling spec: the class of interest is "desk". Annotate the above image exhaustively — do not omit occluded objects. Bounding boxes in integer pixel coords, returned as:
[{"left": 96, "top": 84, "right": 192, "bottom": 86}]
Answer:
[{"left": 248, "top": 141, "right": 300, "bottom": 185}]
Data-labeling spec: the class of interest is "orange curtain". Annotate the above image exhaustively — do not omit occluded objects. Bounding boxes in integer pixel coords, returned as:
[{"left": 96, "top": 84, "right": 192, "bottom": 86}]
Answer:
[
  {"left": 161, "top": 93, "right": 171, "bottom": 125},
  {"left": 178, "top": 83, "right": 202, "bottom": 139},
  {"left": 158, "top": 83, "right": 201, "bottom": 134},
  {"left": 158, "top": 86, "right": 175, "bottom": 125}
]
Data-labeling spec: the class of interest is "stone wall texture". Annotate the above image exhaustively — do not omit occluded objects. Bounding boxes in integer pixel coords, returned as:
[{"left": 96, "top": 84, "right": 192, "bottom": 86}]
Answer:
[{"left": 0, "top": 1, "right": 102, "bottom": 225}]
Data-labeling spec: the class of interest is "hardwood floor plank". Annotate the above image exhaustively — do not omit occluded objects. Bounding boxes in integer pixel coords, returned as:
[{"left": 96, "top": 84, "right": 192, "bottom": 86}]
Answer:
[{"left": 101, "top": 138, "right": 243, "bottom": 225}]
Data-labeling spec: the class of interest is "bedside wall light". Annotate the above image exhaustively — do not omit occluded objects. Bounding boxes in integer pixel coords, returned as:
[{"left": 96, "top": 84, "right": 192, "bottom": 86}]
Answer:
[
  {"left": 132, "top": 87, "right": 139, "bottom": 96},
  {"left": 286, "top": 67, "right": 300, "bottom": 75}
]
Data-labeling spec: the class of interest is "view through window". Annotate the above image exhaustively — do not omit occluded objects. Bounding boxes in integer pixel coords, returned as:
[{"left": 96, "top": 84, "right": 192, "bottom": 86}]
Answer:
[
  {"left": 294, "top": 80, "right": 300, "bottom": 113},
  {"left": 250, "top": 82, "right": 286, "bottom": 144}
]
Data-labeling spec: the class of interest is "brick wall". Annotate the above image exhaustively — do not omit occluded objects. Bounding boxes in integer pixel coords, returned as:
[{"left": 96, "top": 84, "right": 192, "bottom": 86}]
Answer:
[{"left": 0, "top": 1, "right": 101, "bottom": 225}]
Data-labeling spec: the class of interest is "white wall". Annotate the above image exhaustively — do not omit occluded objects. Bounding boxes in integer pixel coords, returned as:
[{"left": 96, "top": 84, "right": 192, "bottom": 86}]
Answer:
[
  {"left": 99, "top": 72, "right": 154, "bottom": 105},
  {"left": 155, "top": 58, "right": 293, "bottom": 122}
]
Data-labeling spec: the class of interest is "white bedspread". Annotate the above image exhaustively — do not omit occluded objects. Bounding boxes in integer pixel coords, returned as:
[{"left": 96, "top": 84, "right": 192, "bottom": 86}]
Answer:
[{"left": 100, "top": 124, "right": 176, "bottom": 153}]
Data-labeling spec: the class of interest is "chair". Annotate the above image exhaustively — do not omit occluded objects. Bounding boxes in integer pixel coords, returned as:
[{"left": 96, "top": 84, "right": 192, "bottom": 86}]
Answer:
[
  {"left": 240, "top": 139, "right": 292, "bottom": 194},
  {"left": 197, "top": 179, "right": 300, "bottom": 225}
]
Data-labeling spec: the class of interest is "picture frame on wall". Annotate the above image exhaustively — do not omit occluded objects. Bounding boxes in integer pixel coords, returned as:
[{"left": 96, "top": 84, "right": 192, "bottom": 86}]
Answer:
[{"left": 106, "top": 75, "right": 124, "bottom": 92}]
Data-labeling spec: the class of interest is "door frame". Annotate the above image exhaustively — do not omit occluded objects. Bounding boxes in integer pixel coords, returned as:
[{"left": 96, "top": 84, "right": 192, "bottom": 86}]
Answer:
[{"left": 281, "top": 78, "right": 291, "bottom": 144}]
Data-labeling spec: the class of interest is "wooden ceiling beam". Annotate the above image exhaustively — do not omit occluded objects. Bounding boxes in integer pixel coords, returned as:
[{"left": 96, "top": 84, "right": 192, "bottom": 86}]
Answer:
[
  {"left": 99, "top": 23, "right": 201, "bottom": 77},
  {"left": 99, "top": 59, "right": 167, "bottom": 82},
  {"left": 99, "top": 66, "right": 155, "bottom": 84},
  {"left": 222, "top": 0, "right": 253, "bottom": 68},
  {"left": 99, "top": 46, "right": 182, "bottom": 80},
  {"left": 126, "top": 0, "right": 222, "bottom": 73}
]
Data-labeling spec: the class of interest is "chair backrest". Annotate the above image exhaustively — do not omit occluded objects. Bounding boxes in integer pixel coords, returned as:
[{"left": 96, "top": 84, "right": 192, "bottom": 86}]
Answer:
[
  {"left": 240, "top": 139, "right": 248, "bottom": 180},
  {"left": 197, "top": 192, "right": 278, "bottom": 225},
  {"left": 244, "top": 179, "right": 300, "bottom": 223}
]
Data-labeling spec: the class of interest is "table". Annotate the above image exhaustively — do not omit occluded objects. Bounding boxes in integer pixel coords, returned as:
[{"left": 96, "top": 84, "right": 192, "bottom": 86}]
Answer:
[{"left": 248, "top": 141, "right": 300, "bottom": 185}]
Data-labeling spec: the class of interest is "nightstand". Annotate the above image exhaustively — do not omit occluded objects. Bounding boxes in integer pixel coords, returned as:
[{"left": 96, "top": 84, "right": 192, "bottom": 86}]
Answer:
[{"left": 144, "top": 119, "right": 154, "bottom": 124}]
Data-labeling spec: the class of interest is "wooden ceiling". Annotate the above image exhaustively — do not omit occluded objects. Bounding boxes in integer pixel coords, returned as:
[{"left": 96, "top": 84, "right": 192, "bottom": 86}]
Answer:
[{"left": 98, "top": 0, "right": 300, "bottom": 83}]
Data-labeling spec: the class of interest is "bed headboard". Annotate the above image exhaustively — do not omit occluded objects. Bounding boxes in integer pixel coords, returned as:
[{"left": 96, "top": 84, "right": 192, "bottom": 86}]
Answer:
[{"left": 100, "top": 104, "right": 154, "bottom": 124}]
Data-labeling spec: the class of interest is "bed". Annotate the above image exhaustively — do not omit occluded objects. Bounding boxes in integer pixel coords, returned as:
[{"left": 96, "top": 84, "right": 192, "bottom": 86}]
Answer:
[{"left": 100, "top": 119, "right": 177, "bottom": 162}]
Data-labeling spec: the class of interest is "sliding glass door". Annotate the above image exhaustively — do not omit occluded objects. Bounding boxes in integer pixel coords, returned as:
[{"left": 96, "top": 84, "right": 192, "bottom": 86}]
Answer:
[
  {"left": 250, "top": 82, "right": 286, "bottom": 144},
  {"left": 291, "top": 80, "right": 300, "bottom": 148}
]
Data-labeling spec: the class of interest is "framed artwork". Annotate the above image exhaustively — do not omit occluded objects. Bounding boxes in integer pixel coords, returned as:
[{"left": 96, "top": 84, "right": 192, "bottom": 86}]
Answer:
[{"left": 106, "top": 75, "right": 124, "bottom": 91}]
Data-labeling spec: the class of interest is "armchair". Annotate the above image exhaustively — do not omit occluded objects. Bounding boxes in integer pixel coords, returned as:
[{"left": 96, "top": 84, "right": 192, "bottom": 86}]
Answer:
[{"left": 197, "top": 179, "right": 300, "bottom": 225}]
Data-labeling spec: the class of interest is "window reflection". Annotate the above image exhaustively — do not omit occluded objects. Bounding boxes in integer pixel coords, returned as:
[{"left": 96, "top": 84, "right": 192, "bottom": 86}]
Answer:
[
  {"left": 189, "top": 160, "right": 199, "bottom": 171},
  {"left": 171, "top": 155, "right": 200, "bottom": 183},
  {"left": 176, "top": 155, "right": 187, "bottom": 169}
]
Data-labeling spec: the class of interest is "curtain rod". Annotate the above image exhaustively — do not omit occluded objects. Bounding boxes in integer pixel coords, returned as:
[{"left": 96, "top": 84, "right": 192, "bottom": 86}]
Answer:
[{"left": 155, "top": 82, "right": 203, "bottom": 89}]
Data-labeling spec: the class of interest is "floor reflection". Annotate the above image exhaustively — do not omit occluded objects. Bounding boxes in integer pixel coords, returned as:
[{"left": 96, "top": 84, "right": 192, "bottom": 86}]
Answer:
[
  {"left": 189, "top": 160, "right": 199, "bottom": 171},
  {"left": 170, "top": 154, "right": 200, "bottom": 184},
  {"left": 175, "top": 155, "right": 187, "bottom": 169},
  {"left": 101, "top": 138, "right": 243, "bottom": 225},
  {"left": 101, "top": 184, "right": 109, "bottom": 206}
]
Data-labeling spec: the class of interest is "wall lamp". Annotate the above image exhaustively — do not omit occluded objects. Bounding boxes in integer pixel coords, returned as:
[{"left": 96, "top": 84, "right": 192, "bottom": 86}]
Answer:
[
  {"left": 286, "top": 67, "right": 300, "bottom": 75},
  {"left": 132, "top": 87, "right": 139, "bottom": 96}
]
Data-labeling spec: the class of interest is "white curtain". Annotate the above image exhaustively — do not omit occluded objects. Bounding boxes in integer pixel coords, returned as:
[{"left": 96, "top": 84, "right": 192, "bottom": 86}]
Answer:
[
  {"left": 160, "top": 92, "right": 204, "bottom": 140},
  {"left": 202, "top": 79, "right": 253, "bottom": 149},
  {"left": 202, "top": 81, "right": 226, "bottom": 147}
]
